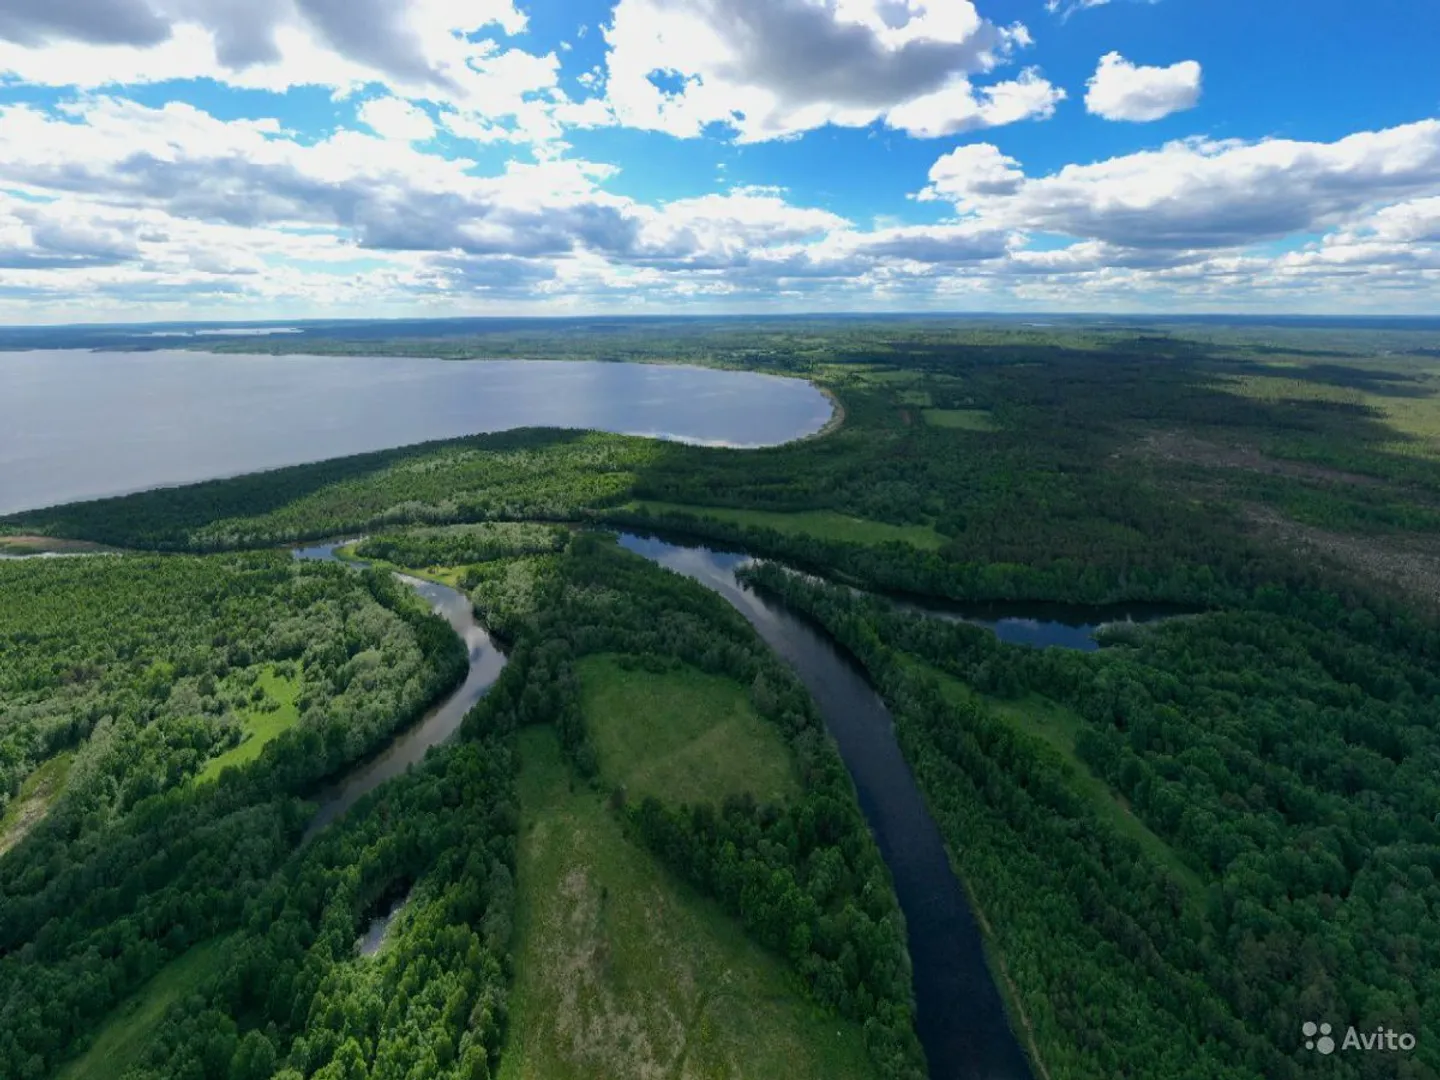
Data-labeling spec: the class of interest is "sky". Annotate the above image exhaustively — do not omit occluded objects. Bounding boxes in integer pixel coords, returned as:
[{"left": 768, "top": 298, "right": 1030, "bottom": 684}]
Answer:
[{"left": 0, "top": 0, "right": 1437, "bottom": 322}]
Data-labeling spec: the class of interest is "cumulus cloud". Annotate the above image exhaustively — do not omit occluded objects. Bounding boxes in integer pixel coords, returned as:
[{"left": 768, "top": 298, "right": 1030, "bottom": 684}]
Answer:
[
  {"left": 884, "top": 68, "right": 1064, "bottom": 138},
  {"left": 0, "top": 0, "right": 171, "bottom": 48},
  {"left": 0, "top": 0, "right": 539, "bottom": 102},
  {"left": 915, "top": 143, "right": 1025, "bottom": 207},
  {"left": 1346, "top": 196, "right": 1440, "bottom": 244},
  {"left": 920, "top": 120, "right": 1440, "bottom": 250},
  {"left": 627, "top": 188, "right": 849, "bottom": 266},
  {"left": 0, "top": 88, "right": 1438, "bottom": 319},
  {"left": 0, "top": 196, "right": 142, "bottom": 269},
  {"left": 600, "top": 0, "right": 1058, "bottom": 141},
  {"left": 1085, "top": 52, "right": 1201, "bottom": 122},
  {"left": 358, "top": 96, "right": 437, "bottom": 142}
]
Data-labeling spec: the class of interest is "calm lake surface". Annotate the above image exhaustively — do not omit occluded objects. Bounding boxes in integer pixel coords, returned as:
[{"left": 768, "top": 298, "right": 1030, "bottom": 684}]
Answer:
[
  {"left": 618, "top": 532, "right": 1033, "bottom": 1080},
  {"left": 0, "top": 351, "right": 832, "bottom": 515}
]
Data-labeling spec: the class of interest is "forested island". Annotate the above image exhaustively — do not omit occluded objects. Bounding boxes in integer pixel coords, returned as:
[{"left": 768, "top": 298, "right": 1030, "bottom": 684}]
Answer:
[{"left": 2, "top": 318, "right": 1437, "bottom": 1080}]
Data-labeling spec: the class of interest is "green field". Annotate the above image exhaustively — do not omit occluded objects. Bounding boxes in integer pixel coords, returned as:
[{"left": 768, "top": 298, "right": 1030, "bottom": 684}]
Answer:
[
  {"left": 337, "top": 544, "right": 469, "bottom": 588},
  {"left": 499, "top": 726, "right": 877, "bottom": 1080},
  {"left": 921, "top": 408, "right": 998, "bottom": 431},
  {"left": 914, "top": 658, "right": 1203, "bottom": 899},
  {"left": 1220, "top": 366, "right": 1440, "bottom": 456},
  {"left": 578, "top": 655, "right": 799, "bottom": 808},
  {"left": 0, "top": 751, "right": 73, "bottom": 855},
  {"left": 56, "top": 938, "right": 230, "bottom": 1080},
  {"left": 196, "top": 666, "right": 302, "bottom": 783},
  {"left": 632, "top": 501, "right": 946, "bottom": 550}
]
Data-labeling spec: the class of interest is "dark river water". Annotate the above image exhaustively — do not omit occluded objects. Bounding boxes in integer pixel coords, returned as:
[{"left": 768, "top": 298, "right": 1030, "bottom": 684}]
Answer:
[
  {"left": 293, "top": 542, "right": 507, "bottom": 839},
  {"left": 618, "top": 533, "right": 1033, "bottom": 1080},
  {"left": 0, "top": 352, "right": 832, "bottom": 515},
  {"left": 891, "top": 595, "right": 1191, "bottom": 651},
  {"left": 294, "top": 529, "right": 1035, "bottom": 1076}
]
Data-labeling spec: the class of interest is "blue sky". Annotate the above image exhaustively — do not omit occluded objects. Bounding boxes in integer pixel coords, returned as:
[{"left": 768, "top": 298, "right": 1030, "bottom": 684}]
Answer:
[{"left": 0, "top": 0, "right": 1437, "bottom": 320}]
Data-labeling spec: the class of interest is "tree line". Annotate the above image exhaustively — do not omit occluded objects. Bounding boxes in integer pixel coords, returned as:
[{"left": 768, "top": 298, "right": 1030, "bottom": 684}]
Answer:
[{"left": 743, "top": 562, "right": 1439, "bottom": 1079}]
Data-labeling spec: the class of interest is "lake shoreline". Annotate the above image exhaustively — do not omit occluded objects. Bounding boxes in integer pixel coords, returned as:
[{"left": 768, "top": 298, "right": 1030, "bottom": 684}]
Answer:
[{"left": 0, "top": 351, "right": 833, "bottom": 517}]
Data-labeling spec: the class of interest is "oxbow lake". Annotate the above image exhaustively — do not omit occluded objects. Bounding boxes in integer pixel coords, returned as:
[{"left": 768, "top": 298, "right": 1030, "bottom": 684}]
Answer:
[{"left": 0, "top": 351, "right": 833, "bottom": 515}]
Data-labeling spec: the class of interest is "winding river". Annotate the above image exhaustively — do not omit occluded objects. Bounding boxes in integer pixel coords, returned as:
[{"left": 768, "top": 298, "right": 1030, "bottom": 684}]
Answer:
[
  {"left": 292, "top": 543, "right": 507, "bottom": 838},
  {"left": 294, "top": 531, "right": 1034, "bottom": 1077},
  {"left": 617, "top": 533, "right": 1033, "bottom": 1080}
]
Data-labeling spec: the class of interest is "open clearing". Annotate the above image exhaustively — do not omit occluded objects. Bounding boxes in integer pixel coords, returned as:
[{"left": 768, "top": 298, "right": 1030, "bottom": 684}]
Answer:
[
  {"left": 922, "top": 408, "right": 998, "bottom": 431},
  {"left": 911, "top": 658, "right": 1203, "bottom": 901},
  {"left": 0, "top": 751, "right": 73, "bottom": 855},
  {"left": 196, "top": 665, "right": 301, "bottom": 782},
  {"left": 632, "top": 501, "right": 946, "bottom": 550},
  {"left": 56, "top": 938, "right": 230, "bottom": 1080},
  {"left": 578, "top": 655, "right": 799, "bottom": 808},
  {"left": 499, "top": 726, "right": 877, "bottom": 1080},
  {"left": 0, "top": 535, "right": 112, "bottom": 555}
]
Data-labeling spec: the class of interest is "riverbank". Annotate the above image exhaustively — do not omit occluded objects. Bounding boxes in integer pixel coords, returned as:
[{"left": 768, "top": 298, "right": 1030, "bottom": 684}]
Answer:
[
  {"left": 620, "top": 531, "right": 1033, "bottom": 1079},
  {"left": 293, "top": 541, "right": 508, "bottom": 839}
]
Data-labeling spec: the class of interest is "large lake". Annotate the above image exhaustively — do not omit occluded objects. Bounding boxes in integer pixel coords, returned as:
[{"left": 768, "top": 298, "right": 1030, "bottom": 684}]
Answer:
[{"left": 0, "top": 351, "right": 832, "bottom": 515}]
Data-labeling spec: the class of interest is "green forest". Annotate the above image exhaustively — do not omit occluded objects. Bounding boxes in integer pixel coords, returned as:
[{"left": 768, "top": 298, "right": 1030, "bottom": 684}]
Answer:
[{"left": 2, "top": 319, "right": 1437, "bottom": 1079}]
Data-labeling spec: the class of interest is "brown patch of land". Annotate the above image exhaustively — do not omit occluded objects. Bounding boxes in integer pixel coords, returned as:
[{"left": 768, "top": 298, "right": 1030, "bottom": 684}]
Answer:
[
  {"left": 0, "top": 795, "right": 50, "bottom": 856},
  {"left": 0, "top": 535, "right": 112, "bottom": 555},
  {"left": 1127, "top": 430, "right": 1384, "bottom": 489},
  {"left": 1242, "top": 504, "right": 1440, "bottom": 612},
  {"left": 0, "top": 753, "right": 72, "bottom": 856}
]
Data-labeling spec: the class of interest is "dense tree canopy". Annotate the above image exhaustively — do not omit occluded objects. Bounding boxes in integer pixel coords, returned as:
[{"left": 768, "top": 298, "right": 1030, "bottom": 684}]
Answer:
[
  {"left": 743, "top": 562, "right": 1440, "bottom": 1079},
  {"left": 4, "top": 321, "right": 1438, "bottom": 1078}
]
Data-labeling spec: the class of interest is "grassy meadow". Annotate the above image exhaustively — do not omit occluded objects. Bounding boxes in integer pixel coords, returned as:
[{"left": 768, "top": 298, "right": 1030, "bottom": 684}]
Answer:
[
  {"left": 578, "top": 655, "right": 799, "bottom": 808},
  {"left": 56, "top": 938, "right": 230, "bottom": 1080},
  {"left": 630, "top": 501, "right": 946, "bottom": 550},
  {"left": 195, "top": 666, "right": 302, "bottom": 783},
  {"left": 914, "top": 657, "right": 1203, "bottom": 902},
  {"left": 0, "top": 751, "right": 73, "bottom": 855},
  {"left": 498, "top": 726, "right": 877, "bottom": 1080}
]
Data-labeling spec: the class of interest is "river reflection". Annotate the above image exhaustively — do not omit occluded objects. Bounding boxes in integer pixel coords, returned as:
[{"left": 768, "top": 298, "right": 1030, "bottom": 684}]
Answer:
[
  {"left": 890, "top": 595, "right": 1193, "bottom": 652},
  {"left": 358, "top": 894, "right": 408, "bottom": 957}
]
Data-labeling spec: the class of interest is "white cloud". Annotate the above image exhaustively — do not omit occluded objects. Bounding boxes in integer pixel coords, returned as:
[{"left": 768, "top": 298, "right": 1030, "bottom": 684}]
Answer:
[
  {"left": 915, "top": 143, "right": 1025, "bottom": 207},
  {"left": 1, "top": 89, "right": 1438, "bottom": 318},
  {"left": 920, "top": 120, "right": 1440, "bottom": 250},
  {"left": 631, "top": 188, "right": 848, "bottom": 265},
  {"left": 1346, "top": 196, "right": 1440, "bottom": 243},
  {"left": 1046, "top": 0, "right": 1162, "bottom": 18},
  {"left": 884, "top": 68, "right": 1064, "bottom": 138},
  {"left": 0, "top": 0, "right": 552, "bottom": 117},
  {"left": 1085, "top": 52, "right": 1201, "bottom": 122},
  {"left": 357, "top": 97, "right": 436, "bottom": 142},
  {"left": 600, "top": 0, "right": 1057, "bottom": 142}
]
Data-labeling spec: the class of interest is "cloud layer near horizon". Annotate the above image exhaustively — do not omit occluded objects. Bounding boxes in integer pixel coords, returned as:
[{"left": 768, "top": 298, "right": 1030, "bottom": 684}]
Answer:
[{"left": 0, "top": 0, "right": 1436, "bottom": 319}]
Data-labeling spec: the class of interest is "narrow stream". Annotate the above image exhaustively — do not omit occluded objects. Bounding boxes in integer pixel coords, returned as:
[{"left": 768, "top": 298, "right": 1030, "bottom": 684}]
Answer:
[
  {"left": 293, "top": 542, "right": 507, "bottom": 838},
  {"left": 617, "top": 533, "right": 1034, "bottom": 1080}
]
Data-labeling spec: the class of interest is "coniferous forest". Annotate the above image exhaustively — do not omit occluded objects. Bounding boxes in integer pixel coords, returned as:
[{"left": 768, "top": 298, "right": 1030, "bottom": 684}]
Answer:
[{"left": 1, "top": 319, "right": 1437, "bottom": 1080}]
